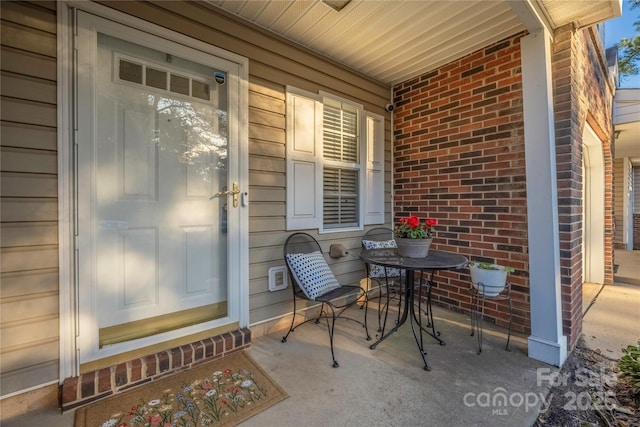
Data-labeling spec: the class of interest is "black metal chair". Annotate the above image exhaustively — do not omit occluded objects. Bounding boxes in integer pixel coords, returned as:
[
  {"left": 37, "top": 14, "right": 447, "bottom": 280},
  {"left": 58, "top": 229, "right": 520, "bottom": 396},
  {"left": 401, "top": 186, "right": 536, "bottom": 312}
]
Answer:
[
  {"left": 361, "top": 228, "right": 405, "bottom": 335},
  {"left": 282, "top": 232, "right": 370, "bottom": 367}
]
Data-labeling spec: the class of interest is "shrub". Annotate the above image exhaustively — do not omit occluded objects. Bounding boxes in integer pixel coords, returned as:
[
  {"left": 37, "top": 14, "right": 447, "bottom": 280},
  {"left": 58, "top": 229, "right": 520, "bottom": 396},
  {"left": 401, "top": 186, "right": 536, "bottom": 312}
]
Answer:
[{"left": 619, "top": 339, "right": 640, "bottom": 393}]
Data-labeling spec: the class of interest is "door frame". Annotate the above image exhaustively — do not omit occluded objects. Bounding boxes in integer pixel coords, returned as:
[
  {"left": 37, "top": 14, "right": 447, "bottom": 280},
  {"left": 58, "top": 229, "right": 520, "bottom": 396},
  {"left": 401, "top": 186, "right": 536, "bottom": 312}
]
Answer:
[
  {"left": 582, "top": 124, "right": 605, "bottom": 284},
  {"left": 57, "top": 1, "right": 249, "bottom": 379}
]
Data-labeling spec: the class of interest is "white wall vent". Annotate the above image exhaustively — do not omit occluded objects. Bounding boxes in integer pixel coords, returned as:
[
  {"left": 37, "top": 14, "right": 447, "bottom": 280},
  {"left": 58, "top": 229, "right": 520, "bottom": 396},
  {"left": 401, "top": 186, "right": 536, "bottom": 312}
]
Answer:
[{"left": 268, "top": 266, "right": 288, "bottom": 292}]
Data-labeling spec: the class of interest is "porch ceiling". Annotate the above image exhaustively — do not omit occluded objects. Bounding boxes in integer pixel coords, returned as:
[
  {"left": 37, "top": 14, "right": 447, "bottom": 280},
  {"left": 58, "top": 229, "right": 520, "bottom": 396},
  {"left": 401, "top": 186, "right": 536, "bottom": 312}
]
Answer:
[{"left": 208, "top": 0, "right": 621, "bottom": 86}]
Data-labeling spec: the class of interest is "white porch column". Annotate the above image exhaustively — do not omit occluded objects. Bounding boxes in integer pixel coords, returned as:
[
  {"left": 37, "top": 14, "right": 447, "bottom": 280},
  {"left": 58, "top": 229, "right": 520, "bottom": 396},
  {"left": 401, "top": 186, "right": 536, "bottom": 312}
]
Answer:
[{"left": 521, "top": 29, "right": 568, "bottom": 367}]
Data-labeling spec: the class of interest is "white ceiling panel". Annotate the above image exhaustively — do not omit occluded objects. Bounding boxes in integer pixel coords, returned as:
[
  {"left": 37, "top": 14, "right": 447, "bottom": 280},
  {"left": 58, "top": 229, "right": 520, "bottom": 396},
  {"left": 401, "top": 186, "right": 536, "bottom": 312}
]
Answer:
[
  {"left": 541, "top": 0, "right": 622, "bottom": 28},
  {"left": 207, "top": 0, "right": 621, "bottom": 85}
]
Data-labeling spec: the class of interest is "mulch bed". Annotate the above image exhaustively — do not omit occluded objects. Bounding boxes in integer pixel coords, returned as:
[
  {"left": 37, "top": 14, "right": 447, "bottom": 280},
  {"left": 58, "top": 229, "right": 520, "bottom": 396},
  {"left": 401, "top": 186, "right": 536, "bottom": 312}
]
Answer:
[{"left": 534, "top": 340, "right": 639, "bottom": 427}]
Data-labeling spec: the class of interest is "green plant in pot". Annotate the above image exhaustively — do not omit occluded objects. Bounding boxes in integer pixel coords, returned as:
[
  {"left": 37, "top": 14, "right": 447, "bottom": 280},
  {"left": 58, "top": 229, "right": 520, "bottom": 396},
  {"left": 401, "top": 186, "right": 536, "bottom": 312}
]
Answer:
[{"left": 468, "top": 261, "right": 515, "bottom": 296}]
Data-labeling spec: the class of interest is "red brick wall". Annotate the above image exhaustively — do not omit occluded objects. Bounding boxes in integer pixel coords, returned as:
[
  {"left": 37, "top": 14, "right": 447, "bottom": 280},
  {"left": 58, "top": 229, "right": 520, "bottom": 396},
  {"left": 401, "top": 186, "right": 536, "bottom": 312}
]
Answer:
[
  {"left": 392, "top": 33, "right": 530, "bottom": 333},
  {"left": 552, "top": 24, "right": 615, "bottom": 348},
  {"left": 392, "top": 28, "right": 615, "bottom": 345}
]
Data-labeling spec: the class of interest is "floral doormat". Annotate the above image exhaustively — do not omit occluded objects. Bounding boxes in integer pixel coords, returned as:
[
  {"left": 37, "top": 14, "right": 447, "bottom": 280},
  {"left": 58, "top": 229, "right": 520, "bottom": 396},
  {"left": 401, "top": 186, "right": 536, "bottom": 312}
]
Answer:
[{"left": 74, "top": 351, "right": 287, "bottom": 427}]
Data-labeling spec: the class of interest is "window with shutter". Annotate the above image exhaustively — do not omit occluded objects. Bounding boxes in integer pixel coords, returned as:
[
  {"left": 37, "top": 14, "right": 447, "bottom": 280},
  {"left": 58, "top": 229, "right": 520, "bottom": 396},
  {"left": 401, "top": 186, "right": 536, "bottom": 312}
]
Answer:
[{"left": 285, "top": 86, "right": 384, "bottom": 232}]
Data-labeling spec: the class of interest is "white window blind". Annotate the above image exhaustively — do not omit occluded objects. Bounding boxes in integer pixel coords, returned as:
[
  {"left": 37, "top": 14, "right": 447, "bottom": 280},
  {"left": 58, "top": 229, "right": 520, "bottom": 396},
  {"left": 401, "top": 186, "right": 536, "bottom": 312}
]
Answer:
[
  {"left": 323, "top": 167, "right": 359, "bottom": 229},
  {"left": 323, "top": 101, "right": 358, "bottom": 163},
  {"left": 322, "top": 99, "right": 360, "bottom": 229}
]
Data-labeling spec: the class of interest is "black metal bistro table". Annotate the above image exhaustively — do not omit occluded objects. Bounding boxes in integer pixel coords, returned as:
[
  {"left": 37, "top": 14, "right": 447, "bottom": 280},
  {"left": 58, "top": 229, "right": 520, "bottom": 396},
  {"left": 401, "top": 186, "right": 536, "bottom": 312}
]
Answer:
[{"left": 360, "top": 248, "right": 468, "bottom": 370}]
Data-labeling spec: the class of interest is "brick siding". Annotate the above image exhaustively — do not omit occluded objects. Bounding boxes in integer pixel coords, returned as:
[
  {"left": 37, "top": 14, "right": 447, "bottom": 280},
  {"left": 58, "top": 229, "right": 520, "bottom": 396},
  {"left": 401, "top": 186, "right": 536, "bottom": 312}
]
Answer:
[
  {"left": 393, "top": 33, "right": 530, "bottom": 334},
  {"left": 60, "top": 328, "right": 251, "bottom": 411},
  {"left": 392, "top": 27, "right": 614, "bottom": 346},
  {"left": 553, "top": 25, "right": 615, "bottom": 348}
]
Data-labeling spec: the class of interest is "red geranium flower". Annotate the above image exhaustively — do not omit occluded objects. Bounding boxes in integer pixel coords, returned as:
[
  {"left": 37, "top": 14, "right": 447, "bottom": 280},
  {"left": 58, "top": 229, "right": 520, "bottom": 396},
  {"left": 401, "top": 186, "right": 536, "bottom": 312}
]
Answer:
[{"left": 394, "top": 215, "right": 437, "bottom": 239}]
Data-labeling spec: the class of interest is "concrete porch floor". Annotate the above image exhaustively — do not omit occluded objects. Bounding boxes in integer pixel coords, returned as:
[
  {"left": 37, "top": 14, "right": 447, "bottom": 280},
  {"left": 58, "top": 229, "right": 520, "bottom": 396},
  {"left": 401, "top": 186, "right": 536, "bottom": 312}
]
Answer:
[
  {"left": 614, "top": 249, "right": 640, "bottom": 286},
  {"left": 243, "top": 304, "right": 549, "bottom": 427},
  {"left": 4, "top": 251, "right": 639, "bottom": 427},
  {"left": 5, "top": 303, "right": 552, "bottom": 427},
  {"left": 581, "top": 249, "right": 640, "bottom": 360}
]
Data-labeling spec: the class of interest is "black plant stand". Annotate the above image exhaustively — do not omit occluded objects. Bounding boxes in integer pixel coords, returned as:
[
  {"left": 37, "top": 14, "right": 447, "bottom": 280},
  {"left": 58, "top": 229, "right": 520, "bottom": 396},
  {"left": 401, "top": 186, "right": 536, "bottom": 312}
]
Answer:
[{"left": 469, "top": 281, "right": 512, "bottom": 354}]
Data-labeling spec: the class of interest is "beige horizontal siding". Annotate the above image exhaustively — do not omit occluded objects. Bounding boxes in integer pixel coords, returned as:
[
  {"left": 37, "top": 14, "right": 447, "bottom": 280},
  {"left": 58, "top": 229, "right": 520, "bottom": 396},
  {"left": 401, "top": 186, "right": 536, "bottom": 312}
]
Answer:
[
  {"left": 249, "top": 218, "right": 287, "bottom": 234},
  {"left": 0, "top": 1, "right": 57, "bottom": 33},
  {"left": 0, "top": 21, "right": 56, "bottom": 57},
  {"left": 0, "top": 291, "right": 59, "bottom": 326},
  {"left": 1, "top": 245, "right": 59, "bottom": 273},
  {"left": 1, "top": 198, "right": 58, "bottom": 222},
  {"left": 0, "top": 340, "right": 58, "bottom": 377},
  {"left": 248, "top": 202, "right": 284, "bottom": 218},
  {"left": 249, "top": 156, "right": 285, "bottom": 174},
  {"left": 249, "top": 107, "right": 286, "bottom": 130},
  {"left": 0, "top": 172, "right": 57, "bottom": 197},
  {"left": 249, "top": 85, "right": 285, "bottom": 113},
  {"left": 0, "top": 0, "right": 59, "bottom": 397},
  {"left": 1, "top": 146, "right": 57, "bottom": 174},
  {"left": 1, "top": 268, "right": 59, "bottom": 298},
  {"left": 1, "top": 97, "right": 57, "bottom": 127},
  {"left": 1, "top": 310, "right": 59, "bottom": 344},
  {"left": 0, "top": 360, "right": 58, "bottom": 399},
  {"left": 1, "top": 71, "right": 57, "bottom": 103},
  {"left": 1, "top": 222, "right": 58, "bottom": 247},
  {"left": 248, "top": 170, "right": 285, "bottom": 187},
  {"left": 1, "top": 122, "right": 57, "bottom": 150},
  {"left": 1, "top": 46, "right": 56, "bottom": 81}
]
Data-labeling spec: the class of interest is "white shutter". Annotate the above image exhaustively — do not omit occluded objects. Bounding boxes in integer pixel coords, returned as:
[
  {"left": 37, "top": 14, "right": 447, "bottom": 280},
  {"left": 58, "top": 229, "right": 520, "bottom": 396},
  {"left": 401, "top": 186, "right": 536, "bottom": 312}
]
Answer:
[
  {"left": 364, "top": 112, "right": 384, "bottom": 224},
  {"left": 286, "top": 87, "right": 322, "bottom": 230}
]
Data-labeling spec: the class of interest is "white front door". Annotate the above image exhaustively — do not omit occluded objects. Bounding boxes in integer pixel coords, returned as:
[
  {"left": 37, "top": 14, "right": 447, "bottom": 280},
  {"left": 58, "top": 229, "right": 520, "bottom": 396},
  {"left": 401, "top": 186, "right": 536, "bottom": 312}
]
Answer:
[{"left": 75, "top": 11, "right": 248, "bottom": 363}]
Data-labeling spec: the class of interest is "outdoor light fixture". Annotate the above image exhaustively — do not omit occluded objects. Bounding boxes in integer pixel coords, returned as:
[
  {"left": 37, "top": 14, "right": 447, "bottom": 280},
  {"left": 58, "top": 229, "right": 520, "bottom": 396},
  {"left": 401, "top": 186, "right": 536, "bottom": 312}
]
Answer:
[
  {"left": 322, "top": 0, "right": 352, "bottom": 12},
  {"left": 614, "top": 130, "right": 621, "bottom": 139}
]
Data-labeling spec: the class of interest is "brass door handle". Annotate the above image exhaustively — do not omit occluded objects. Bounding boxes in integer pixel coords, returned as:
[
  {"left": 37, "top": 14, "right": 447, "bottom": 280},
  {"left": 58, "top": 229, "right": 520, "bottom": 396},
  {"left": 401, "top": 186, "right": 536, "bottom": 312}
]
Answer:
[{"left": 210, "top": 182, "right": 241, "bottom": 207}]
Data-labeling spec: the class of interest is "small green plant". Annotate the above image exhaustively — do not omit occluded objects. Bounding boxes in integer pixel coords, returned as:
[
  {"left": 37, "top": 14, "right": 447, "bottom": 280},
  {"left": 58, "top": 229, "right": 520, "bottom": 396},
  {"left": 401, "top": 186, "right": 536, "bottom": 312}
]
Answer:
[
  {"left": 619, "top": 339, "right": 640, "bottom": 393},
  {"left": 468, "top": 261, "right": 515, "bottom": 274}
]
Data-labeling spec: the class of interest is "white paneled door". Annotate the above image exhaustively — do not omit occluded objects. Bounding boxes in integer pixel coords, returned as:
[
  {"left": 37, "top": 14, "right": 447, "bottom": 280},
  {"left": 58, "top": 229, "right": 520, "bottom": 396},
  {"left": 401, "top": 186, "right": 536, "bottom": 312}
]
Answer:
[{"left": 75, "top": 11, "right": 246, "bottom": 363}]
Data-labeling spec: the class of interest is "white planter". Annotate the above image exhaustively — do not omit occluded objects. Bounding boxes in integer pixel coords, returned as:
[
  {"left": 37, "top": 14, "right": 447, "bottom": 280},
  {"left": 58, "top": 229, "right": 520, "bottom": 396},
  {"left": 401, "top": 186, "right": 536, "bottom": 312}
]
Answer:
[{"left": 469, "top": 264, "right": 508, "bottom": 296}]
